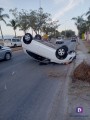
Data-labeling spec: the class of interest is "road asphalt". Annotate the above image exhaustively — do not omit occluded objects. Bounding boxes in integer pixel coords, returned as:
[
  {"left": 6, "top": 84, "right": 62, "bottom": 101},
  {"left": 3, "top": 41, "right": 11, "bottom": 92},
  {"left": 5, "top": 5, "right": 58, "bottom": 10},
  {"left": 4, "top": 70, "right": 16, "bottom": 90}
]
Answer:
[{"left": 0, "top": 49, "right": 74, "bottom": 120}]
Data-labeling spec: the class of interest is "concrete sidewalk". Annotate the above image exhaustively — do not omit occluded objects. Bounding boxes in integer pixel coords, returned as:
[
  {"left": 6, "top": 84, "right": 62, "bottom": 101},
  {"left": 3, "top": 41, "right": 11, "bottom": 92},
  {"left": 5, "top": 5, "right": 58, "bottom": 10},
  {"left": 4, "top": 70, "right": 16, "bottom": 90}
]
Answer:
[{"left": 66, "top": 39, "right": 90, "bottom": 120}]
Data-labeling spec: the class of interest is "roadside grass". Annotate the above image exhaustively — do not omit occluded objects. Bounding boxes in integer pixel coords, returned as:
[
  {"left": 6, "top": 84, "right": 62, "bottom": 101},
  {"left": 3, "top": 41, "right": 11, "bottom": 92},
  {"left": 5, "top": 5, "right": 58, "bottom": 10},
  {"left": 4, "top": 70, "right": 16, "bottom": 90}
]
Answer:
[{"left": 83, "top": 40, "right": 90, "bottom": 53}]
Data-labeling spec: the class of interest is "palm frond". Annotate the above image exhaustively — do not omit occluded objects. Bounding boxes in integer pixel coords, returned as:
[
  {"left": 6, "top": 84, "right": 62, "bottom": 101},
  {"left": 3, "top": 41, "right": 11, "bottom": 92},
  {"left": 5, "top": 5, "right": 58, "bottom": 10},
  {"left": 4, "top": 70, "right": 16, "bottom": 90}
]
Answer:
[
  {"left": 86, "top": 8, "right": 90, "bottom": 16},
  {"left": 7, "top": 24, "right": 12, "bottom": 27},
  {"left": 0, "top": 18, "right": 6, "bottom": 24},
  {"left": 71, "top": 17, "right": 77, "bottom": 20},
  {"left": 0, "top": 8, "right": 4, "bottom": 13}
]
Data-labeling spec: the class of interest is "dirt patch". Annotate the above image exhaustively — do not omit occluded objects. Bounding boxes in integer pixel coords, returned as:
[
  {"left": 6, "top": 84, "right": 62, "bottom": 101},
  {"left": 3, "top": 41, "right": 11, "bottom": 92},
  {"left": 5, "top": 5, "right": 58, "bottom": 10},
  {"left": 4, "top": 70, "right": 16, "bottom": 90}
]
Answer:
[
  {"left": 73, "top": 61, "right": 90, "bottom": 82},
  {"left": 11, "top": 47, "right": 22, "bottom": 52},
  {"left": 83, "top": 41, "right": 90, "bottom": 52},
  {"left": 48, "top": 72, "right": 62, "bottom": 77}
]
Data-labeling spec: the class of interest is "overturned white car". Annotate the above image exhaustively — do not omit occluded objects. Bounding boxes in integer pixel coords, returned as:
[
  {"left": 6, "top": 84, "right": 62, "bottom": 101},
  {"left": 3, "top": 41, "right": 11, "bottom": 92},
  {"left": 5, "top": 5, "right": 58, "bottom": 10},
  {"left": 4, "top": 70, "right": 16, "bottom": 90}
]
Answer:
[{"left": 21, "top": 33, "right": 76, "bottom": 64}]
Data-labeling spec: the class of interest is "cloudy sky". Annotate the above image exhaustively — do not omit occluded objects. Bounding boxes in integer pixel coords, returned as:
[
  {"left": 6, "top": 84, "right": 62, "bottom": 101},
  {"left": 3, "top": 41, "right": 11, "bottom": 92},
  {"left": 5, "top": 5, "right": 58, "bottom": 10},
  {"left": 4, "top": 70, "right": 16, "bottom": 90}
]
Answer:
[{"left": 0, "top": 0, "right": 90, "bottom": 36}]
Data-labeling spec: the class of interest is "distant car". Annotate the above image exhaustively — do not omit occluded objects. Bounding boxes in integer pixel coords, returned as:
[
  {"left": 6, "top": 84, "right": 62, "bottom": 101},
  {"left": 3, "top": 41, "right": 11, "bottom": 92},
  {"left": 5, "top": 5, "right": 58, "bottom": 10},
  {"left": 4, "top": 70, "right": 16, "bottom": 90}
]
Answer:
[
  {"left": 56, "top": 38, "right": 64, "bottom": 44},
  {"left": 4, "top": 38, "right": 22, "bottom": 47},
  {"left": 0, "top": 45, "right": 12, "bottom": 60},
  {"left": 21, "top": 33, "right": 76, "bottom": 64},
  {"left": 71, "top": 37, "right": 77, "bottom": 42}
]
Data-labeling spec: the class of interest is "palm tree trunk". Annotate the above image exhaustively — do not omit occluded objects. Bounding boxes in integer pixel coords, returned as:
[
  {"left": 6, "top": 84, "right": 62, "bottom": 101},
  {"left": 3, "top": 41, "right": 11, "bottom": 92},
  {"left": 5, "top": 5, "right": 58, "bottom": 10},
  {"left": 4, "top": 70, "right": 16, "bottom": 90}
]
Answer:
[
  {"left": 14, "top": 29, "right": 16, "bottom": 38},
  {"left": 0, "top": 25, "right": 4, "bottom": 42},
  {"left": 32, "top": 28, "right": 33, "bottom": 36},
  {"left": 24, "top": 30, "right": 26, "bottom": 34}
]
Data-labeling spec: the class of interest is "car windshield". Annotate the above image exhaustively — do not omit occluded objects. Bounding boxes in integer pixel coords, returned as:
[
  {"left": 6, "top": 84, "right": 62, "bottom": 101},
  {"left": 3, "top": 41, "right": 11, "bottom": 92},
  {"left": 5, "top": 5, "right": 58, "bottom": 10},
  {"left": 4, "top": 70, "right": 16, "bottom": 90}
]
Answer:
[
  {"left": 4, "top": 39, "right": 11, "bottom": 42},
  {"left": 12, "top": 39, "right": 16, "bottom": 42},
  {"left": 16, "top": 39, "right": 21, "bottom": 42}
]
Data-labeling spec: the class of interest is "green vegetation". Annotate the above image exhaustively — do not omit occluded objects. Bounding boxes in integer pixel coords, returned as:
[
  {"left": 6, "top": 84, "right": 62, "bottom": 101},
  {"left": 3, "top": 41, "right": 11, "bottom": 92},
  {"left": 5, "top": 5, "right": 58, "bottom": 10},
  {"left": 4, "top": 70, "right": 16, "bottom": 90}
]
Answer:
[
  {"left": 7, "top": 19, "right": 18, "bottom": 37},
  {"left": 61, "top": 30, "right": 75, "bottom": 38},
  {"left": 72, "top": 8, "right": 90, "bottom": 38},
  {"left": 9, "top": 8, "right": 60, "bottom": 37},
  {"left": 0, "top": 8, "right": 9, "bottom": 40},
  {"left": 0, "top": 7, "right": 90, "bottom": 39},
  {"left": 0, "top": 7, "right": 75, "bottom": 38}
]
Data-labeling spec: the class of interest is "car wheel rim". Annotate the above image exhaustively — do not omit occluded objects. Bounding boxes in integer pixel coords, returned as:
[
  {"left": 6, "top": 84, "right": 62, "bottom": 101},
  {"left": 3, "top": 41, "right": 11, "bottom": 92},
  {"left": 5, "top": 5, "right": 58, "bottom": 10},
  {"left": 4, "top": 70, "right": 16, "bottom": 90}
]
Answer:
[
  {"left": 58, "top": 49, "right": 65, "bottom": 56},
  {"left": 25, "top": 34, "right": 31, "bottom": 41}
]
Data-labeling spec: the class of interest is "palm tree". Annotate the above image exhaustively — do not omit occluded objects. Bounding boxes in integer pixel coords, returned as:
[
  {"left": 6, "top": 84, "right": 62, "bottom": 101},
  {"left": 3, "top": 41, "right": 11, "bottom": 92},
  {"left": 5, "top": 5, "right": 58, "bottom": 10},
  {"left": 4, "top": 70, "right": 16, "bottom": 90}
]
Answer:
[
  {"left": 86, "top": 8, "right": 90, "bottom": 31},
  {"left": 86, "top": 8, "right": 90, "bottom": 20},
  {"left": 7, "top": 19, "right": 18, "bottom": 37},
  {"left": 0, "top": 8, "right": 9, "bottom": 40},
  {"left": 72, "top": 15, "right": 84, "bottom": 37}
]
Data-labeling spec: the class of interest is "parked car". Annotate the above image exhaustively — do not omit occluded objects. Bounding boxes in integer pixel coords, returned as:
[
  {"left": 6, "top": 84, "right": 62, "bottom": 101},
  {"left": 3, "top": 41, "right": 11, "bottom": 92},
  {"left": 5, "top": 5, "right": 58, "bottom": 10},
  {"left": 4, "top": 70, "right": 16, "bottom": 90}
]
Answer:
[
  {"left": 21, "top": 33, "right": 76, "bottom": 64},
  {"left": 56, "top": 38, "right": 64, "bottom": 44},
  {"left": 71, "top": 36, "right": 77, "bottom": 42},
  {"left": 4, "top": 38, "right": 22, "bottom": 47},
  {"left": 0, "top": 45, "right": 12, "bottom": 60}
]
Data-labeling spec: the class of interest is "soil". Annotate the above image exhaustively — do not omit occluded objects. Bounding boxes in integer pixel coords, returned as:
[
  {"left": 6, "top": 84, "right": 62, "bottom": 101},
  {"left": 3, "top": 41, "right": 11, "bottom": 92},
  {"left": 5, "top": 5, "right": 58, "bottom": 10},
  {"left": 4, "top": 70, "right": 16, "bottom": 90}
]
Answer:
[{"left": 73, "top": 61, "right": 90, "bottom": 83}]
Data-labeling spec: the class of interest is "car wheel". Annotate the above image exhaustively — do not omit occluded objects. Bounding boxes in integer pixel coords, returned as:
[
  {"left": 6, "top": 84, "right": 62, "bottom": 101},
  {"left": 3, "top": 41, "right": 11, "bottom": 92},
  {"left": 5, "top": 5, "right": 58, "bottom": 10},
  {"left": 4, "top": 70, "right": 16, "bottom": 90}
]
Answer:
[
  {"left": 35, "top": 34, "right": 41, "bottom": 40},
  {"left": 5, "top": 52, "right": 11, "bottom": 60},
  {"left": 61, "top": 45, "right": 68, "bottom": 52},
  {"left": 23, "top": 33, "right": 33, "bottom": 44},
  {"left": 14, "top": 44, "right": 17, "bottom": 47},
  {"left": 55, "top": 45, "right": 68, "bottom": 60}
]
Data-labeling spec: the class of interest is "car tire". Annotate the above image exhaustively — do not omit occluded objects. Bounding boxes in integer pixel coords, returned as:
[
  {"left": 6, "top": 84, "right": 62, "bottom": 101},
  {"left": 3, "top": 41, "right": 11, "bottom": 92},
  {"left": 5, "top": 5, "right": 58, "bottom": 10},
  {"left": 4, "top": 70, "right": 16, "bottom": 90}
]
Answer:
[
  {"left": 61, "top": 45, "right": 68, "bottom": 52},
  {"left": 55, "top": 45, "right": 68, "bottom": 60},
  {"left": 35, "top": 34, "right": 41, "bottom": 40},
  {"left": 5, "top": 52, "right": 11, "bottom": 60},
  {"left": 23, "top": 33, "right": 33, "bottom": 44},
  {"left": 14, "top": 44, "right": 17, "bottom": 47}
]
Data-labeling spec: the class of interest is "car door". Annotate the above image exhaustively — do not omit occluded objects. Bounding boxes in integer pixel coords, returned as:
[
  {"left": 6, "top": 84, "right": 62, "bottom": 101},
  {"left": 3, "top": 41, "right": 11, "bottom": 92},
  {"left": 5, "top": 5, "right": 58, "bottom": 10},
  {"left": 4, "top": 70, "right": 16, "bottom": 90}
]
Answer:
[{"left": 0, "top": 46, "right": 5, "bottom": 60}]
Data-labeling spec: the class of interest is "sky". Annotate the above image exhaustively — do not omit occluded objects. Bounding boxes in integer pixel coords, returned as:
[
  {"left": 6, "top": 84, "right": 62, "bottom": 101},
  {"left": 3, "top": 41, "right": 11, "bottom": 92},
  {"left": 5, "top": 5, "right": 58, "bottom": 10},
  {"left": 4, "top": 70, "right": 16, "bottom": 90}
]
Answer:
[{"left": 0, "top": 0, "right": 90, "bottom": 37}]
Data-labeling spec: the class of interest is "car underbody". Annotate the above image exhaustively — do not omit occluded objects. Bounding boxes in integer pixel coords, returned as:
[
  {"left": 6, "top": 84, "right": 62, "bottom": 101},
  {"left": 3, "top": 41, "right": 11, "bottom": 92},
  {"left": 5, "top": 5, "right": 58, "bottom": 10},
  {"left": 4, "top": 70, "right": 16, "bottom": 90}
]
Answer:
[{"left": 21, "top": 33, "right": 76, "bottom": 64}]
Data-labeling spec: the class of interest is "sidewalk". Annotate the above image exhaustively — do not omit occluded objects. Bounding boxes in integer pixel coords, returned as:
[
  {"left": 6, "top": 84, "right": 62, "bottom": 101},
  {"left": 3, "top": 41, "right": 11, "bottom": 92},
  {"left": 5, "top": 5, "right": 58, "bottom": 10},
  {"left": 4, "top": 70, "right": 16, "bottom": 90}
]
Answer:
[{"left": 66, "top": 39, "right": 90, "bottom": 120}]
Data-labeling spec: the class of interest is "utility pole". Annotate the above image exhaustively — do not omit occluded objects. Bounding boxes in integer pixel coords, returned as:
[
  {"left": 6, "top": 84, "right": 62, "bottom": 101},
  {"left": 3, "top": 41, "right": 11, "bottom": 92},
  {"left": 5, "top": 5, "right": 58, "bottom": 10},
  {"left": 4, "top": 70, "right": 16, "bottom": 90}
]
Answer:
[
  {"left": 39, "top": 0, "right": 42, "bottom": 35},
  {"left": 65, "top": 20, "right": 66, "bottom": 38}
]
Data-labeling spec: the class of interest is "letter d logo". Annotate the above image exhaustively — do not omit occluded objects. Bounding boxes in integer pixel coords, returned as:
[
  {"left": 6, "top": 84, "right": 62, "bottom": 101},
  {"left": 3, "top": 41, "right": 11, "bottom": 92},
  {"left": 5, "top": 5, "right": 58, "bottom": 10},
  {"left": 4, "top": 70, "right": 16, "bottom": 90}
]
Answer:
[{"left": 76, "top": 107, "right": 83, "bottom": 113}]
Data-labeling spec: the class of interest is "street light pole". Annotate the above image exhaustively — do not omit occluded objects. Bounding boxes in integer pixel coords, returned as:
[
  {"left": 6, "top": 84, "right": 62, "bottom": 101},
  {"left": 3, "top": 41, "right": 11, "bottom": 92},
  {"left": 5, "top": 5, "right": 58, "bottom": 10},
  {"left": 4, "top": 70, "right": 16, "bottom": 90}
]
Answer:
[
  {"left": 65, "top": 20, "right": 66, "bottom": 38},
  {"left": 39, "top": 0, "right": 42, "bottom": 35}
]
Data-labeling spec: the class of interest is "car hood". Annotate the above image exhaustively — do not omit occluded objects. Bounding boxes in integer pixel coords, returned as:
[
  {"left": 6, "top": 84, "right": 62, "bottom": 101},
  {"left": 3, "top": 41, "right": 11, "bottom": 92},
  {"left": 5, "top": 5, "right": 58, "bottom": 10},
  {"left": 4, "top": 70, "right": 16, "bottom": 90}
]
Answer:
[{"left": 2, "top": 46, "right": 11, "bottom": 50}]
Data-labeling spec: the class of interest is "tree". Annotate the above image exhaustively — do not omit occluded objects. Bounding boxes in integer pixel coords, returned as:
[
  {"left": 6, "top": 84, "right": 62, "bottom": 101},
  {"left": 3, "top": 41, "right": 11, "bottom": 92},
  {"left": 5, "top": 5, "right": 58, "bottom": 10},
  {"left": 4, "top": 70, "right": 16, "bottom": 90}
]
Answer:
[
  {"left": 29, "top": 8, "right": 51, "bottom": 34},
  {"left": 29, "top": 10, "right": 38, "bottom": 34},
  {"left": 7, "top": 19, "right": 18, "bottom": 37},
  {"left": 0, "top": 8, "right": 9, "bottom": 40},
  {"left": 86, "top": 8, "right": 90, "bottom": 21},
  {"left": 86, "top": 8, "right": 90, "bottom": 31},
  {"left": 61, "top": 30, "right": 75, "bottom": 38},
  {"left": 10, "top": 9, "right": 30, "bottom": 34},
  {"left": 72, "top": 15, "right": 85, "bottom": 37},
  {"left": 42, "top": 20, "right": 60, "bottom": 37},
  {"left": 9, "top": 8, "right": 60, "bottom": 36},
  {"left": 18, "top": 10, "right": 30, "bottom": 34}
]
